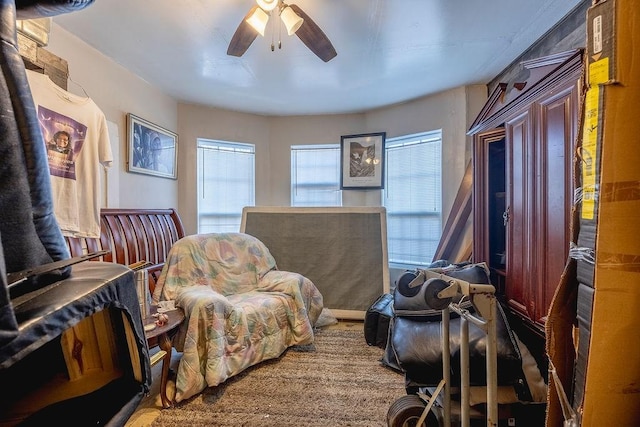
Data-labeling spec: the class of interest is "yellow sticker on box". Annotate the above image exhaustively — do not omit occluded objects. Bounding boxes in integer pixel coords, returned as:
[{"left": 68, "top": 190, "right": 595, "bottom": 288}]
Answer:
[
  {"left": 581, "top": 85, "right": 601, "bottom": 220},
  {"left": 589, "top": 57, "right": 610, "bottom": 86}
]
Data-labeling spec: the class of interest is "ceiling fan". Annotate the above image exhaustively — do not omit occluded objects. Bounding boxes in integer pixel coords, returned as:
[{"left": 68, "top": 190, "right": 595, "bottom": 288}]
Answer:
[{"left": 227, "top": 0, "right": 337, "bottom": 62}]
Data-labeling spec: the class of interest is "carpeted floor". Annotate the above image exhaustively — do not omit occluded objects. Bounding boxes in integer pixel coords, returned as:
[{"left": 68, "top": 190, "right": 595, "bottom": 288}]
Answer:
[{"left": 128, "top": 324, "right": 405, "bottom": 426}]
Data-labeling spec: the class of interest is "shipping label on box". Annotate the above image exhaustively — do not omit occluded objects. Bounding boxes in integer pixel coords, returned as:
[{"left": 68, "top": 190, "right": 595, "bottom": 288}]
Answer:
[{"left": 587, "top": 0, "right": 617, "bottom": 85}]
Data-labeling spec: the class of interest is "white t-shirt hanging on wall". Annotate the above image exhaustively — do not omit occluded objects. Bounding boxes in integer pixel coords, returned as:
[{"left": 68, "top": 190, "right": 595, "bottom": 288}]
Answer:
[{"left": 26, "top": 70, "right": 113, "bottom": 238}]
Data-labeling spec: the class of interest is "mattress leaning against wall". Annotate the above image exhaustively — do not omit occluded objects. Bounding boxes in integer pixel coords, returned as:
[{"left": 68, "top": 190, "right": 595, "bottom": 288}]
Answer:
[{"left": 240, "top": 206, "right": 390, "bottom": 320}]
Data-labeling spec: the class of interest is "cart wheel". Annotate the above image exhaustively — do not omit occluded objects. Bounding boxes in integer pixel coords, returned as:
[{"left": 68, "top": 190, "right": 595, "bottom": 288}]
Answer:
[
  {"left": 397, "top": 271, "right": 421, "bottom": 297},
  {"left": 423, "top": 278, "right": 451, "bottom": 310},
  {"left": 387, "top": 395, "right": 439, "bottom": 427}
]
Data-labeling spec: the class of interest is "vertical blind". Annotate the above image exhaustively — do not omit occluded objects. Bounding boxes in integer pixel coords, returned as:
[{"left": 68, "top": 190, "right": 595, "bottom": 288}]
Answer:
[
  {"left": 291, "top": 144, "right": 342, "bottom": 206},
  {"left": 384, "top": 131, "right": 442, "bottom": 266},
  {"left": 197, "top": 139, "right": 255, "bottom": 233}
]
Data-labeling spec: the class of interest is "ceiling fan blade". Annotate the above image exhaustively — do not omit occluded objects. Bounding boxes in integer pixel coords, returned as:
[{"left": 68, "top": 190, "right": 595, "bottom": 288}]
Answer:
[
  {"left": 227, "top": 5, "right": 260, "bottom": 57},
  {"left": 288, "top": 4, "right": 337, "bottom": 62}
]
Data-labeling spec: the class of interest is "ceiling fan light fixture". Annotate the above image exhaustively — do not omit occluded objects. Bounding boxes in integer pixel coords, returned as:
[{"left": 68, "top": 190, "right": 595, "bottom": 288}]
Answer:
[
  {"left": 228, "top": 2, "right": 336, "bottom": 61},
  {"left": 256, "top": 0, "right": 278, "bottom": 12},
  {"left": 280, "top": 6, "right": 303, "bottom": 36},
  {"left": 246, "top": 7, "right": 269, "bottom": 36}
]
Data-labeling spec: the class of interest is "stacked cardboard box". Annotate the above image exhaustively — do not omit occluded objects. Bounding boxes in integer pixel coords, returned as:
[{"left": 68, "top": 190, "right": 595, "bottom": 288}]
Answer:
[{"left": 548, "top": 0, "right": 640, "bottom": 425}]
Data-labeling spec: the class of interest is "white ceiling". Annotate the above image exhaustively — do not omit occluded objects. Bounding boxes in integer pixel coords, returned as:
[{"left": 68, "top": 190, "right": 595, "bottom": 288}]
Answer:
[{"left": 53, "top": 0, "right": 583, "bottom": 116}]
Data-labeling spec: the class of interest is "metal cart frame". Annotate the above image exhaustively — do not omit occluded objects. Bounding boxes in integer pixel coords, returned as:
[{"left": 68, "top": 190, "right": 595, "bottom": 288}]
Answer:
[{"left": 390, "top": 270, "right": 499, "bottom": 427}]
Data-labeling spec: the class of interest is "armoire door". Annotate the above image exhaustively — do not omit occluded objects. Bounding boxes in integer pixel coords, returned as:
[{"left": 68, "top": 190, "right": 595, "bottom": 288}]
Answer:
[
  {"left": 504, "top": 82, "right": 578, "bottom": 328},
  {"left": 505, "top": 108, "right": 535, "bottom": 321},
  {"left": 533, "top": 82, "right": 577, "bottom": 325}
]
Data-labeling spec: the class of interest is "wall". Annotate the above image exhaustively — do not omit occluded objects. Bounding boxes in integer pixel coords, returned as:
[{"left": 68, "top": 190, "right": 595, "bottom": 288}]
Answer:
[
  {"left": 177, "top": 87, "right": 485, "bottom": 235},
  {"left": 47, "top": 24, "right": 179, "bottom": 211},
  {"left": 46, "top": 24, "right": 486, "bottom": 244},
  {"left": 366, "top": 85, "right": 486, "bottom": 223},
  {"left": 176, "top": 104, "right": 271, "bottom": 234},
  {"left": 267, "top": 114, "right": 368, "bottom": 207}
]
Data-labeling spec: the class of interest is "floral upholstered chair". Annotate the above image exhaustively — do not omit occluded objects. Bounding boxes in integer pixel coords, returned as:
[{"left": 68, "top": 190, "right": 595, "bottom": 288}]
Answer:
[{"left": 153, "top": 232, "right": 324, "bottom": 402}]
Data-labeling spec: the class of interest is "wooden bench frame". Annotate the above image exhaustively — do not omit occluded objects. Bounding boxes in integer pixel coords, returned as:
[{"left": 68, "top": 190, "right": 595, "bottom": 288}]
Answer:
[
  {"left": 65, "top": 208, "right": 185, "bottom": 294},
  {"left": 4, "top": 206, "right": 182, "bottom": 422}
]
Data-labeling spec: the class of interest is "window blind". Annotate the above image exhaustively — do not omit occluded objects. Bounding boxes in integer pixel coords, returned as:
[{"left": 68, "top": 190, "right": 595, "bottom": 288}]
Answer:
[
  {"left": 197, "top": 139, "right": 255, "bottom": 233},
  {"left": 384, "top": 131, "right": 442, "bottom": 267},
  {"left": 291, "top": 144, "right": 342, "bottom": 207}
]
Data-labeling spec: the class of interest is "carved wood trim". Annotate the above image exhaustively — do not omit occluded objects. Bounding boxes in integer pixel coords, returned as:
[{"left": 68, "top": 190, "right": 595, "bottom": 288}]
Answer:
[{"left": 468, "top": 49, "right": 583, "bottom": 134}]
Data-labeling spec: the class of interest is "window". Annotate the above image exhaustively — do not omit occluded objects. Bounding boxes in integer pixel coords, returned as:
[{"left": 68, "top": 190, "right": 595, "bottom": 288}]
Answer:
[
  {"left": 384, "top": 131, "right": 442, "bottom": 267},
  {"left": 197, "top": 139, "right": 255, "bottom": 233},
  {"left": 291, "top": 144, "right": 342, "bottom": 206}
]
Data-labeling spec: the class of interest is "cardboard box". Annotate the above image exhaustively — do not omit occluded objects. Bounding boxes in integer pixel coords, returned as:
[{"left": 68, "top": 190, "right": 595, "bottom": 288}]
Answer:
[
  {"left": 16, "top": 18, "right": 51, "bottom": 47},
  {"left": 553, "top": 1, "right": 640, "bottom": 425}
]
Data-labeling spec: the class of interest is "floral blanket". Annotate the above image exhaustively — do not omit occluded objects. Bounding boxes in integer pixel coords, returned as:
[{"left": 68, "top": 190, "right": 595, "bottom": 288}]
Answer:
[{"left": 153, "top": 232, "right": 324, "bottom": 402}]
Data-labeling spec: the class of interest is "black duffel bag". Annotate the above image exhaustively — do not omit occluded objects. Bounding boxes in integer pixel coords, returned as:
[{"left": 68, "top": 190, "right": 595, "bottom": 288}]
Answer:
[
  {"left": 390, "top": 262, "right": 532, "bottom": 401},
  {"left": 364, "top": 293, "right": 394, "bottom": 348}
]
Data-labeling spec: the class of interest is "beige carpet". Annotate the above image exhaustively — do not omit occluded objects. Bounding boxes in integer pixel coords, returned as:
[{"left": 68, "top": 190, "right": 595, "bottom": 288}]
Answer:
[{"left": 129, "top": 324, "right": 405, "bottom": 426}]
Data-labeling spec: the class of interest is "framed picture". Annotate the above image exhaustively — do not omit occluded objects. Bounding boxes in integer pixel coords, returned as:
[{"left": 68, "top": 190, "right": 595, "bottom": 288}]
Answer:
[
  {"left": 340, "top": 132, "right": 386, "bottom": 189},
  {"left": 127, "top": 113, "right": 178, "bottom": 179}
]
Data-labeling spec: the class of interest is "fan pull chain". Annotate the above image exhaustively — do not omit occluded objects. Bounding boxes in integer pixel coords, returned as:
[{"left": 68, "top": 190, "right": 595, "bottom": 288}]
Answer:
[
  {"left": 278, "top": 9, "right": 282, "bottom": 50},
  {"left": 270, "top": 10, "right": 275, "bottom": 51}
]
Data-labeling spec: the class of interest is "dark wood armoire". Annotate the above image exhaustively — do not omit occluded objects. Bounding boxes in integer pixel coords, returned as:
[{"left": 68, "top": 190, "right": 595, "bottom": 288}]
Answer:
[{"left": 468, "top": 50, "right": 583, "bottom": 361}]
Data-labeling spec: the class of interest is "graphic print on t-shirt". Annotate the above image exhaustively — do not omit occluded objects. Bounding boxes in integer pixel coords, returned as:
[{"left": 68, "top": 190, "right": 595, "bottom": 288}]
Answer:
[{"left": 37, "top": 105, "right": 87, "bottom": 180}]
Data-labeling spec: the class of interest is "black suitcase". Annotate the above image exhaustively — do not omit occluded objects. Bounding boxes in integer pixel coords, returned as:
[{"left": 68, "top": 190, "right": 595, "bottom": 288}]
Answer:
[{"left": 364, "top": 293, "right": 394, "bottom": 348}]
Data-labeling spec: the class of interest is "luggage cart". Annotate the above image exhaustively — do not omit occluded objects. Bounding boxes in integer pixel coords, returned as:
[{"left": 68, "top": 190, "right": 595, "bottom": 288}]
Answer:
[{"left": 387, "top": 269, "right": 499, "bottom": 427}]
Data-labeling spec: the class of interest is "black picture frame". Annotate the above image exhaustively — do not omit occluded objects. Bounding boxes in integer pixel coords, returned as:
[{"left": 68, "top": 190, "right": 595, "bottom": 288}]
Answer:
[
  {"left": 127, "top": 113, "right": 178, "bottom": 179},
  {"left": 340, "top": 132, "right": 386, "bottom": 189}
]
